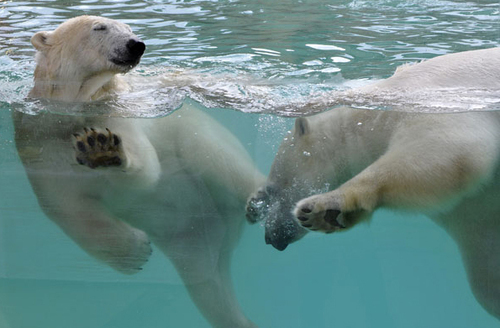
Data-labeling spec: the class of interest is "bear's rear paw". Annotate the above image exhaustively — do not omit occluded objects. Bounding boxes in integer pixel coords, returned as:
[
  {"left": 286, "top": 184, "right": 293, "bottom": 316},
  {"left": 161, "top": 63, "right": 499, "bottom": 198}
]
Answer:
[
  {"left": 73, "top": 128, "right": 124, "bottom": 169},
  {"left": 109, "top": 229, "right": 153, "bottom": 275}
]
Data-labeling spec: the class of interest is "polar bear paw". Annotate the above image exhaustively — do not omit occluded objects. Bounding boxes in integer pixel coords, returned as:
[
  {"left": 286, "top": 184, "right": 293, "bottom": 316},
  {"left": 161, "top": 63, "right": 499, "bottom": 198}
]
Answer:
[
  {"left": 73, "top": 128, "right": 124, "bottom": 169},
  {"left": 294, "top": 192, "right": 371, "bottom": 233},
  {"left": 246, "top": 187, "right": 270, "bottom": 223},
  {"left": 293, "top": 194, "right": 362, "bottom": 233},
  {"left": 113, "top": 229, "right": 153, "bottom": 275},
  {"left": 293, "top": 194, "right": 346, "bottom": 233}
]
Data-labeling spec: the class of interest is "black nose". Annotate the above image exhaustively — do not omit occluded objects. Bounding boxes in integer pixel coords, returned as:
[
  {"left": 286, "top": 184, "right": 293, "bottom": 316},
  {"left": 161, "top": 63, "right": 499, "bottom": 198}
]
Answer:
[
  {"left": 127, "top": 38, "right": 146, "bottom": 58},
  {"left": 265, "top": 235, "right": 289, "bottom": 251},
  {"left": 265, "top": 218, "right": 297, "bottom": 251},
  {"left": 264, "top": 208, "right": 309, "bottom": 252}
]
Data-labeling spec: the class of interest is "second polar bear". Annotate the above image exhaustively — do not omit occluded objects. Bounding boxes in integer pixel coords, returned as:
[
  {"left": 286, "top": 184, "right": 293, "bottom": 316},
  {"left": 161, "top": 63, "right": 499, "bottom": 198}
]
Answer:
[
  {"left": 15, "top": 16, "right": 264, "bottom": 328},
  {"left": 247, "top": 48, "right": 500, "bottom": 319}
]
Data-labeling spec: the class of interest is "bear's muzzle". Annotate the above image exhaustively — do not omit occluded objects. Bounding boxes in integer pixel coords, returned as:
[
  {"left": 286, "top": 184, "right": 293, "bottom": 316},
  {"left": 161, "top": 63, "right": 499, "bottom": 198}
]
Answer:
[{"left": 110, "top": 38, "right": 146, "bottom": 68}]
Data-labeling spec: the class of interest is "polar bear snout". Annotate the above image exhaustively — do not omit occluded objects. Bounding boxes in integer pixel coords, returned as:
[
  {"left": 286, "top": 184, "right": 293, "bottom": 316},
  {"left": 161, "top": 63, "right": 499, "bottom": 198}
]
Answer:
[
  {"left": 110, "top": 37, "right": 145, "bottom": 67},
  {"left": 263, "top": 202, "right": 308, "bottom": 251},
  {"left": 264, "top": 216, "right": 308, "bottom": 251},
  {"left": 126, "top": 38, "right": 146, "bottom": 59}
]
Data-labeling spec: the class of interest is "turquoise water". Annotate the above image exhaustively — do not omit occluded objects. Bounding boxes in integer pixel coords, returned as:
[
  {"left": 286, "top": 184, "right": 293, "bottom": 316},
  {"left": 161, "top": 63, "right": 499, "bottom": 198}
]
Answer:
[{"left": 1, "top": 1, "right": 500, "bottom": 328}]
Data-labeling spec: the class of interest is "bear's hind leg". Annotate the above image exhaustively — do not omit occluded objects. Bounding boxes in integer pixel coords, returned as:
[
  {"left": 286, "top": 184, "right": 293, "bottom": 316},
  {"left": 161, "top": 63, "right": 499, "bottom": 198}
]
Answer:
[
  {"left": 153, "top": 222, "right": 257, "bottom": 328},
  {"left": 445, "top": 215, "right": 500, "bottom": 319},
  {"left": 40, "top": 191, "right": 152, "bottom": 274}
]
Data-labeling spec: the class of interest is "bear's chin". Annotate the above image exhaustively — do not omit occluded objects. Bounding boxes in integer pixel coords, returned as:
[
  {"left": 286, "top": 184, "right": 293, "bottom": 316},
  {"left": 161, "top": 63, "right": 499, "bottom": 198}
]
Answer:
[{"left": 109, "top": 57, "right": 141, "bottom": 71}]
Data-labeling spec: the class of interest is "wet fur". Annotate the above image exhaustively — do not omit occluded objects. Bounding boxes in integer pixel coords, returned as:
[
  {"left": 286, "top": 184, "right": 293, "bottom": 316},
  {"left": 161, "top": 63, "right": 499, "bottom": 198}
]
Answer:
[
  {"left": 248, "top": 48, "right": 500, "bottom": 318},
  {"left": 16, "top": 16, "right": 263, "bottom": 328}
]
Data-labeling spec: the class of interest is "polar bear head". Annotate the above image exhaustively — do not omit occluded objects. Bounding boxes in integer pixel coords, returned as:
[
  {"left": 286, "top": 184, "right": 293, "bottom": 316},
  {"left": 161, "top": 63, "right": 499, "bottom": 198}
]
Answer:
[
  {"left": 29, "top": 15, "right": 145, "bottom": 101},
  {"left": 248, "top": 117, "right": 329, "bottom": 250}
]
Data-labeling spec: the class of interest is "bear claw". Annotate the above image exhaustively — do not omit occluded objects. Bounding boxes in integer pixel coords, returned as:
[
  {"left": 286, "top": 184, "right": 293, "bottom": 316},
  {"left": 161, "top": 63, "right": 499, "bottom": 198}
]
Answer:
[{"left": 301, "top": 207, "right": 313, "bottom": 214}]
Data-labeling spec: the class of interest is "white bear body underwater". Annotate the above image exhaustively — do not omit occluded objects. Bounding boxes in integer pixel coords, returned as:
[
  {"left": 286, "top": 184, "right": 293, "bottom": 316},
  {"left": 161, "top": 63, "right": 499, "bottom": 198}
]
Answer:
[
  {"left": 15, "top": 16, "right": 263, "bottom": 328},
  {"left": 247, "top": 47, "right": 500, "bottom": 319}
]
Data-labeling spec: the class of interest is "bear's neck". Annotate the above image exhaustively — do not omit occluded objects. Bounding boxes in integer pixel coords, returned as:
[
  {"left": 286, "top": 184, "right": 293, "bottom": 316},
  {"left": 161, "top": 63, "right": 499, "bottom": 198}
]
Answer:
[
  {"left": 313, "top": 108, "right": 401, "bottom": 182},
  {"left": 30, "top": 65, "right": 126, "bottom": 102},
  {"left": 78, "top": 73, "right": 125, "bottom": 101}
]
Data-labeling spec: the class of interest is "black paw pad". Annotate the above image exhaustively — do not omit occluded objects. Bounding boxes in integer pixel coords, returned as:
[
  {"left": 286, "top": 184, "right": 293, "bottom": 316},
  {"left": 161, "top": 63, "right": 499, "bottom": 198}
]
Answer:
[
  {"left": 76, "top": 141, "right": 86, "bottom": 152},
  {"left": 87, "top": 135, "right": 96, "bottom": 147},
  {"left": 97, "top": 133, "right": 107, "bottom": 145},
  {"left": 324, "top": 209, "right": 344, "bottom": 228},
  {"left": 113, "top": 134, "right": 120, "bottom": 146},
  {"left": 300, "top": 206, "right": 313, "bottom": 214}
]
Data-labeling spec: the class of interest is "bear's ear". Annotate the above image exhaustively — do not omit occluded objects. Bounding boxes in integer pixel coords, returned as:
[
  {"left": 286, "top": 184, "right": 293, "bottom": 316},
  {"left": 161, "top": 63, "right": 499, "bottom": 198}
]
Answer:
[
  {"left": 31, "top": 31, "right": 53, "bottom": 52},
  {"left": 294, "top": 117, "right": 310, "bottom": 137}
]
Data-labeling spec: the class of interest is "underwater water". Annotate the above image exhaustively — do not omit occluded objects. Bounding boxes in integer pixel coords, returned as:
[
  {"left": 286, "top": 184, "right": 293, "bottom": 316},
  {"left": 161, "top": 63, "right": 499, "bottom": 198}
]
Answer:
[{"left": 0, "top": 1, "right": 499, "bottom": 328}]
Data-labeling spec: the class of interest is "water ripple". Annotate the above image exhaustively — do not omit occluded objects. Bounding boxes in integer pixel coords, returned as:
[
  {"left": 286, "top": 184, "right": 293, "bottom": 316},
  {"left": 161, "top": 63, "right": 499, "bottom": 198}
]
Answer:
[{"left": 0, "top": 0, "right": 498, "bottom": 116}]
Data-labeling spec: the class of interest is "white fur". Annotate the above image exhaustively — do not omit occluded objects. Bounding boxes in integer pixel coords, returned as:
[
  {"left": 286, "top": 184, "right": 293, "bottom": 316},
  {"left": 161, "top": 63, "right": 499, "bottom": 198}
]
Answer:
[
  {"left": 359, "top": 48, "right": 500, "bottom": 91},
  {"left": 248, "top": 48, "right": 500, "bottom": 319},
  {"left": 29, "top": 16, "right": 135, "bottom": 101},
  {"left": 16, "top": 16, "right": 263, "bottom": 328}
]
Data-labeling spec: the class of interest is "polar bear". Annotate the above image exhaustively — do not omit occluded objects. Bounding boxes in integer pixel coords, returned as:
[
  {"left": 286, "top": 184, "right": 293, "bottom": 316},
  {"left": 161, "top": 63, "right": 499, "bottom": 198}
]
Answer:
[
  {"left": 14, "top": 16, "right": 264, "bottom": 328},
  {"left": 247, "top": 48, "right": 500, "bottom": 319}
]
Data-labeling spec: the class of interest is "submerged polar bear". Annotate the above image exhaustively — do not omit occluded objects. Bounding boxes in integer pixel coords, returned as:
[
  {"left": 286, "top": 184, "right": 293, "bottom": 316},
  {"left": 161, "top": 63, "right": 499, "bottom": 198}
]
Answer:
[
  {"left": 247, "top": 48, "right": 500, "bottom": 319},
  {"left": 14, "top": 16, "right": 264, "bottom": 328}
]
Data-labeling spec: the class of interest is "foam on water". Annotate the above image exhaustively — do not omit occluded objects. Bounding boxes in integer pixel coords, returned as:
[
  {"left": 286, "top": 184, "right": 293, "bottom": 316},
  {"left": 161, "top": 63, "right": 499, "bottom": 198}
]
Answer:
[{"left": 4, "top": 62, "right": 499, "bottom": 118}]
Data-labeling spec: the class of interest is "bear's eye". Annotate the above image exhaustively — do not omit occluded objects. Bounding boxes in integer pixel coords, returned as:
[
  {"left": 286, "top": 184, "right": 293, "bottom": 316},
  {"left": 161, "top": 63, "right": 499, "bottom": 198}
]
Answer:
[{"left": 93, "top": 24, "right": 107, "bottom": 31}]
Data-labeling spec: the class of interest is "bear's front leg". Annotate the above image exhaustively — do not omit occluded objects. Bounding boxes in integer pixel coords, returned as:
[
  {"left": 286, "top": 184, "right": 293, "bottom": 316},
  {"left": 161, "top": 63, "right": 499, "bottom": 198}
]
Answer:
[
  {"left": 294, "top": 112, "right": 499, "bottom": 234},
  {"left": 73, "top": 127, "right": 124, "bottom": 169},
  {"left": 73, "top": 124, "right": 161, "bottom": 189}
]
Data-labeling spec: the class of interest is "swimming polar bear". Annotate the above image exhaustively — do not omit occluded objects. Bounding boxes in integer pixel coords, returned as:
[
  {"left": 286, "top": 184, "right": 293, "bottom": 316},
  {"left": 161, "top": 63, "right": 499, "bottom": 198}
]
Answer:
[
  {"left": 14, "top": 15, "right": 264, "bottom": 328},
  {"left": 247, "top": 47, "right": 500, "bottom": 319}
]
